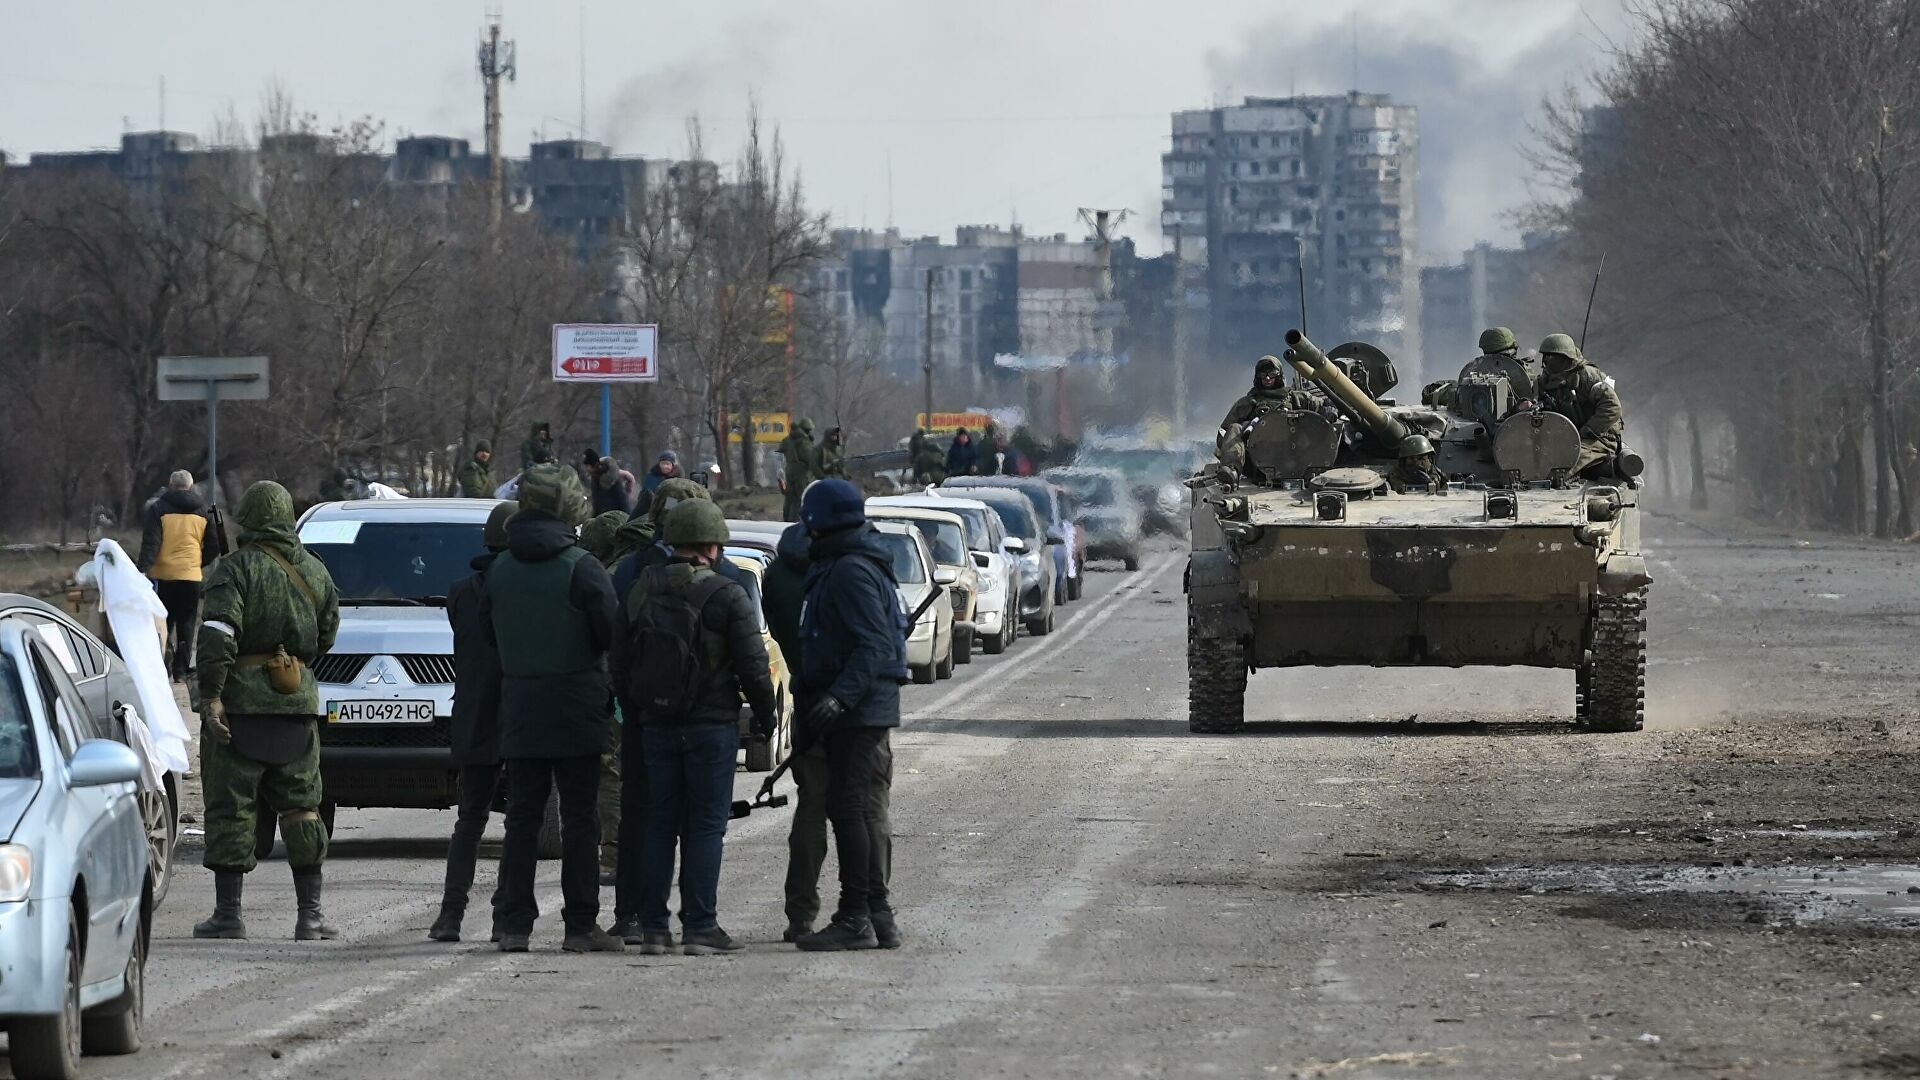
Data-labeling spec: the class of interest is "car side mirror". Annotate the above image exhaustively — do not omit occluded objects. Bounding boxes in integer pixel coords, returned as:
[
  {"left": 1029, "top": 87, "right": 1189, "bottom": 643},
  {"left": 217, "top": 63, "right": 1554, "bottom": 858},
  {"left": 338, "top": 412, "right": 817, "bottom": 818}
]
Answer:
[
  {"left": 972, "top": 552, "right": 990, "bottom": 568},
  {"left": 1003, "top": 537, "right": 1028, "bottom": 554},
  {"left": 933, "top": 567, "right": 960, "bottom": 586},
  {"left": 69, "top": 739, "right": 142, "bottom": 787}
]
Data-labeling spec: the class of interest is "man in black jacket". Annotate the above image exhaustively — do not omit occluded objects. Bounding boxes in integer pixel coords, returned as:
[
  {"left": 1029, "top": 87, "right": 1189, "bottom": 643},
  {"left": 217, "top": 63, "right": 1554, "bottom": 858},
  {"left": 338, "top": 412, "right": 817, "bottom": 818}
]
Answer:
[
  {"left": 612, "top": 500, "right": 775, "bottom": 955},
  {"left": 430, "top": 500, "right": 515, "bottom": 943},
  {"left": 793, "top": 479, "right": 909, "bottom": 951},
  {"left": 481, "top": 467, "right": 624, "bottom": 954}
]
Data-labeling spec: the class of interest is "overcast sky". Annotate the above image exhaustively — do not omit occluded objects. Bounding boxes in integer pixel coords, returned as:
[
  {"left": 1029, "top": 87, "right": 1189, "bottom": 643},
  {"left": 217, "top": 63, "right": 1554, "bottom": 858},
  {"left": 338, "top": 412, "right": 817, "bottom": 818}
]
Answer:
[{"left": 4, "top": 0, "right": 1629, "bottom": 261}]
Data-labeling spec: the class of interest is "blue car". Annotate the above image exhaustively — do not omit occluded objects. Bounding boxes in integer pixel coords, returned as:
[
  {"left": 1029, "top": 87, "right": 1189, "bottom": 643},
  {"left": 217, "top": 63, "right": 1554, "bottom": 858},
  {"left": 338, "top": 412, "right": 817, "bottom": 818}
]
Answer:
[{"left": 0, "top": 620, "right": 152, "bottom": 1079}]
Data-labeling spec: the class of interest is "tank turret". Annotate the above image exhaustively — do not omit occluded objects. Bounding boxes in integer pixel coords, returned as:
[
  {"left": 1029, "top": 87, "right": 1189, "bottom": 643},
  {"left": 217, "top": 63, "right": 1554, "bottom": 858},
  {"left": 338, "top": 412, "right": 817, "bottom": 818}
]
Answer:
[{"left": 1282, "top": 330, "right": 1409, "bottom": 449}]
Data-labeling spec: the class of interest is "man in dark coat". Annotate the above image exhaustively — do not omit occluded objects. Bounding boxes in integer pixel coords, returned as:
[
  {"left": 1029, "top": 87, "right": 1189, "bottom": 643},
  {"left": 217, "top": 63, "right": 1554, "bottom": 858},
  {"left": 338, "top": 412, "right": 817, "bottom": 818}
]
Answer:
[
  {"left": 945, "top": 428, "right": 981, "bottom": 478},
  {"left": 430, "top": 500, "right": 516, "bottom": 942},
  {"left": 589, "top": 456, "right": 639, "bottom": 516},
  {"left": 481, "top": 466, "right": 623, "bottom": 954},
  {"left": 791, "top": 479, "right": 908, "bottom": 951},
  {"left": 612, "top": 501, "right": 776, "bottom": 955}
]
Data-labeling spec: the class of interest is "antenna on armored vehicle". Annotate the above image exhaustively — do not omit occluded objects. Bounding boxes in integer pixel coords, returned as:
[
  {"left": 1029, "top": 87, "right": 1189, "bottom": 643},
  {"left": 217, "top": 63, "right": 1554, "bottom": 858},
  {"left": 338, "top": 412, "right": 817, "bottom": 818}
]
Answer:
[
  {"left": 1294, "top": 249, "right": 1311, "bottom": 388},
  {"left": 1580, "top": 252, "right": 1607, "bottom": 351}
]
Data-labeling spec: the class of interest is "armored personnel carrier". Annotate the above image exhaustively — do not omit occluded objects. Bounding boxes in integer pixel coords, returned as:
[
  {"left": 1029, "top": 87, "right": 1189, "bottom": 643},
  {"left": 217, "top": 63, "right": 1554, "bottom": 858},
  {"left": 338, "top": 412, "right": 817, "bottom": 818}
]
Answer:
[{"left": 1186, "top": 330, "right": 1651, "bottom": 733}]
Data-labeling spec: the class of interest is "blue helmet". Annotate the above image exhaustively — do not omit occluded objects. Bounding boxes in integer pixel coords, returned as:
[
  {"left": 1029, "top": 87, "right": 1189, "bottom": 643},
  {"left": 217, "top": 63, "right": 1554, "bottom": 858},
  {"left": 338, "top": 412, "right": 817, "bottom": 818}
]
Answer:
[{"left": 801, "top": 478, "right": 865, "bottom": 533}]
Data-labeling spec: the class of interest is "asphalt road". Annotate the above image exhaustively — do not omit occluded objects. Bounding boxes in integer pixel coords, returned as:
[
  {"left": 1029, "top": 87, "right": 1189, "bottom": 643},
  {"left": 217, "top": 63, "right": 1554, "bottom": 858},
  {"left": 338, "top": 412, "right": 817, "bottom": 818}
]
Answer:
[{"left": 16, "top": 514, "right": 1920, "bottom": 1079}]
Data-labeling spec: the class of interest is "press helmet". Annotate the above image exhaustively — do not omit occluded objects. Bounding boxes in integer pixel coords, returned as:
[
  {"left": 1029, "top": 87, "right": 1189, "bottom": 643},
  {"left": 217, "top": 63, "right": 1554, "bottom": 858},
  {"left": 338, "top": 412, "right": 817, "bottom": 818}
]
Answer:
[{"left": 800, "top": 478, "right": 866, "bottom": 533}]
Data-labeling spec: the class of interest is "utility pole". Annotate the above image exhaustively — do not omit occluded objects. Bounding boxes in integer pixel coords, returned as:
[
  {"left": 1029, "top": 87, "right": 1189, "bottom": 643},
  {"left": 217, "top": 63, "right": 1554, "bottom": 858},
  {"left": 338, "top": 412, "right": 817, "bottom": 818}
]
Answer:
[
  {"left": 477, "top": 14, "right": 516, "bottom": 233},
  {"left": 1168, "top": 224, "right": 1189, "bottom": 432},
  {"left": 1077, "top": 207, "right": 1130, "bottom": 359},
  {"left": 923, "top": 268, "right": 937, "bottom": 430}
]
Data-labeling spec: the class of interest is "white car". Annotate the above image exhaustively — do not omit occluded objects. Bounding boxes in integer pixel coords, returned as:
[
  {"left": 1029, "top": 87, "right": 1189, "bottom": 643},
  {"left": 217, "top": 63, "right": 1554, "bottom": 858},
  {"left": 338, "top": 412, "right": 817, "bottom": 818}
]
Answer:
[
  {"left": 866, "top": 504, "right": 981, "bottom": 664},
  {"left": 869, "top": 493, "right": 1018, "bottom": 655},
  {"left": 0, "top": 621, "right": 151, "bottom": 1079},
  {"left": 295, "top": 499, "right": 495, "bottom": 842},
  {"left": 869, "top": 521, "right": 955, "bottom": 684},
  {"left": 890, "top": 488, "right": 1029, "bottom": 645}
]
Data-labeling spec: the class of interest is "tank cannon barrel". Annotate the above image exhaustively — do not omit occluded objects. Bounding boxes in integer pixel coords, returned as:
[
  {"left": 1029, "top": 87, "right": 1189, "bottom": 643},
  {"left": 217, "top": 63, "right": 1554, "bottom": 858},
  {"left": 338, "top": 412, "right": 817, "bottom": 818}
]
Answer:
[{"left": 1282, "top": 329, "right": 1408, "bottom": 448}]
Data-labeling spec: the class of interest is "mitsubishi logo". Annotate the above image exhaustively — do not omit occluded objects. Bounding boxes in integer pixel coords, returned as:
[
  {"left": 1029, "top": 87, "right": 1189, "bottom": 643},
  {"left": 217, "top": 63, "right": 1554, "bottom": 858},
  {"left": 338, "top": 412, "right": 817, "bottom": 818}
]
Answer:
[{"left": 363, "top": 660, "right": 399, "bottom": 686}]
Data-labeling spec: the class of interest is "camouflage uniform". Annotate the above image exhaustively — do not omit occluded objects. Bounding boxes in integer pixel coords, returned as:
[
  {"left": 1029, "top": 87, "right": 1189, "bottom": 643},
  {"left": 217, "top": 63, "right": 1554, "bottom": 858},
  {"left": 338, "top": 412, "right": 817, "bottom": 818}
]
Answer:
[
  {"left": 193, "top": 481, "right": 342, "bottom": 940},
  {"left": 1536, "top": 334, "right": 1625, "bottom": 477},
  {"left": 457, "top": 442, "right": 494, "bottom": 498},
  {"left": 1217, "top": 356, "right": 1322, "bottom": 471},
  {"left": 580, "top": 510, "right": 628, "bottom": 566},
  {"left": 519, "top": 420, "right": 556, "bottom": 472},
  {"left": 813, "top": 428, "right": 848, "bottom": 480},
  {"left": 778, "top": 419, "right": 817, "bottom": 522}
]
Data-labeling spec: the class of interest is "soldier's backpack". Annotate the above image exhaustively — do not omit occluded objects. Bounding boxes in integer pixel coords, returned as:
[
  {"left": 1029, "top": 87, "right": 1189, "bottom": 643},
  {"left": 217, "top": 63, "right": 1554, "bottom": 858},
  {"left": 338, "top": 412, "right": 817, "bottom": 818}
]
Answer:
[{"left": 626, "top": 564, "right": 732, "bottom": 720}]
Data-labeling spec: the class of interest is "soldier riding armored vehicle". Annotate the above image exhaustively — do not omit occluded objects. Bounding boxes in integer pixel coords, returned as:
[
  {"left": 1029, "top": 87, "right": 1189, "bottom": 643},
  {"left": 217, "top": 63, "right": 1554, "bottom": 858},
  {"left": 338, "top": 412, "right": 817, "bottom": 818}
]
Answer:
[{"left": 1189, "top": 330, "right": 1651, "bottom": 735}]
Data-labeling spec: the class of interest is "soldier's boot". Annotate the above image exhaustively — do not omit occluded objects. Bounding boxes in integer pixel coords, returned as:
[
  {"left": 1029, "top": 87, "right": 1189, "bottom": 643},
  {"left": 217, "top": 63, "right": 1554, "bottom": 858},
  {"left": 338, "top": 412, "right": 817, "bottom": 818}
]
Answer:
[
  {"left": 795, "top": 916, "right": 878, "bottom": 953},
  {"left": 192, "top": 871, "right": 248, "bottom": 940},
  {"left": 293, "top": 868, "right": 340, "bottom": 941},
  {"left": 561, "top": 925, "right": 626, "bottom": 953}
]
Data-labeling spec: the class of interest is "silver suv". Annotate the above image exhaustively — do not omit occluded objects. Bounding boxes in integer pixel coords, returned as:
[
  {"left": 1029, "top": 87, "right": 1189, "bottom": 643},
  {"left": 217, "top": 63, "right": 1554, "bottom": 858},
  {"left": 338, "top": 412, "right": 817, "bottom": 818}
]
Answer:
[{"left": 296, "top": 500, "right": 503, "bottom": 841}]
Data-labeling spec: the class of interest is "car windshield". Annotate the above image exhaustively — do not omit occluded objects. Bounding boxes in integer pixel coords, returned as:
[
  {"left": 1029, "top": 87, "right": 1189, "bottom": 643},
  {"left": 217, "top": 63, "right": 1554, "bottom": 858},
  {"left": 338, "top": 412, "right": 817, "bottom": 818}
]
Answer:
[
  {"left": 945, "top": 506, "right": 993, "bottom": 550},
  {"left": 303, "top": 520, "right": 486, "bottom": 604},
  {"left": 0, "top": 654, "right": 38, "bottom": 779},
  {"left": 973, "top": 496, "right": 1041, "bottom": 542},
  {"left": 875, "top": 532, "right": 927, "bottom": 583},
  {"left": 898, "top": 519, "right": 965, "bottom": 565},
  {"left": 1056, "top": 473, "right": 1118, "bottom": 505}
]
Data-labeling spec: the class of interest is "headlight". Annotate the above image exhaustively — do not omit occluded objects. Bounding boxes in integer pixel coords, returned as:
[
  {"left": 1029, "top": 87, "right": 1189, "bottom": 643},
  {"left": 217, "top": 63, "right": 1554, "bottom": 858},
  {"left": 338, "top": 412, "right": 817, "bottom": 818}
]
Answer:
[{"left": 0, "top": 844, "right": 30, "bottom": 902}]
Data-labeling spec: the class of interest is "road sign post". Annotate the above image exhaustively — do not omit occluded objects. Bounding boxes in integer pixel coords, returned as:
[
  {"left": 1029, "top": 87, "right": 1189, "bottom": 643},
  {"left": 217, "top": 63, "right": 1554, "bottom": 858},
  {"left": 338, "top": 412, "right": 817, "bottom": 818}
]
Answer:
[
  {"left": 157, "top": 356, "right": 270, "bottom": 511},
  {"left": 552, "top": 324, "right": 659, "bottom": 458}
]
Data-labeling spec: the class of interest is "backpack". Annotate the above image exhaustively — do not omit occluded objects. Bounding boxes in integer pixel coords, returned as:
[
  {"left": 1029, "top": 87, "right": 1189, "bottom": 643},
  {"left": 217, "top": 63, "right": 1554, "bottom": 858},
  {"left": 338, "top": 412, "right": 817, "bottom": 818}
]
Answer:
[{"left": 627, "top": 564, "right": 733, "bottom": 719}]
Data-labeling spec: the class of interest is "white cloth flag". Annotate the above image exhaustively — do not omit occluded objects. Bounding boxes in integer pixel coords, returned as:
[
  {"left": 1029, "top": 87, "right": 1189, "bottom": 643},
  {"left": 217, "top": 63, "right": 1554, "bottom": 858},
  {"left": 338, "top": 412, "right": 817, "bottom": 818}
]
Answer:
[{"left": 91, "top": 539, "right": 193, "bottom": 776}]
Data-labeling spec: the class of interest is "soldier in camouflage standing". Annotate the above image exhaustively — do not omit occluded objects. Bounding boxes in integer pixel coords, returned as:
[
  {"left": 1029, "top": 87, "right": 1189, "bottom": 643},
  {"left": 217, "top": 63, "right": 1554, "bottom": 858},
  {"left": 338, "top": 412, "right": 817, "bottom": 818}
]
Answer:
[
  {"left": 193, "top": 480, "right": 343, "bottom": 941},
  {"left": 778, "top": 418, "right": 817, "bottom": 522},
  {"left": 814, "top": 426, "right": 848, "bottom": 481},
  {"left": 1536, "top": 333, "right": 1626, "bottom": 478},
  {"left": 457, "top": 441, "right": 494, "bottom": 498}
]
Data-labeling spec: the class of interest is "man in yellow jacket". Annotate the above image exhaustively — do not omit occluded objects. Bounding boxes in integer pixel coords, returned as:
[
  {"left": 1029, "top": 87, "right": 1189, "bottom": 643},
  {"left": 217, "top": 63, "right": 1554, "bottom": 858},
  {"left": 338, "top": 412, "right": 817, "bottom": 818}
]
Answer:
[{"left": 137, "top": 469, "right": 217, "bottom": 680}]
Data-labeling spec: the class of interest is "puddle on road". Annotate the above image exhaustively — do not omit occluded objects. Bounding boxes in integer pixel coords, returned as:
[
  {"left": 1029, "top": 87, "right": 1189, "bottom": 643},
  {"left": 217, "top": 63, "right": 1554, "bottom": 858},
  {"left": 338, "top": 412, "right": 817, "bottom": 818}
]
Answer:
[{"left": 1417, "top": 862, "right": 1920, "bottom": 928}]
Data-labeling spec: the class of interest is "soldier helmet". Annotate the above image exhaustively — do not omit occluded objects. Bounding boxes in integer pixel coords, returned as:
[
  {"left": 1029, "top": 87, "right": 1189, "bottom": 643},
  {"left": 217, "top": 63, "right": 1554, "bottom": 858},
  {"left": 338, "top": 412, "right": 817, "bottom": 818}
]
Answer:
[
  {"left": 648, "top": 477, "right": 712, "bottom": 527},
  {"left": 664, "top": 500, "right": 729, "bottom": 547},
  {"left": 515, "top": 463, "right": 590, "bottom": 526},
  {"left": 1395, "top": 434, "right": 1436, "bottom": 459},
  {"left": 1478, "top": 327, "right": 1517, "bottom": 353},
  {"left": 796, "top": 417, "right": 815, "bottom": 436},
  {"left": 484, "top": 500, "right": 518, "bottom": 549},
  {"left": 236, "top": 480, "right": 296, "bottom": 532},
  {"left": 1538, "top": 333, "right": 1582, "bottom": 360},
  {"left": 801, "top": 478, "right": 866, "bottom": 533}
]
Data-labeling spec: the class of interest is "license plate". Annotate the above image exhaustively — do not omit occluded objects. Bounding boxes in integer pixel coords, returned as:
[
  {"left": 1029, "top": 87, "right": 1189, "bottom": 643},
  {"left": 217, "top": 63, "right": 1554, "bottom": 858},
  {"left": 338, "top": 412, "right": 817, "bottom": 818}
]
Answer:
[{"left": 328, "top": 700, "right": 435, "bottom": 724}]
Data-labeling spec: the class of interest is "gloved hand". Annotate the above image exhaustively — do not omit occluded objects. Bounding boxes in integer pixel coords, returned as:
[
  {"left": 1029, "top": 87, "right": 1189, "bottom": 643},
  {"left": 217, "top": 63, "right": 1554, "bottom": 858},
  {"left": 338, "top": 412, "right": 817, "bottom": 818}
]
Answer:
[
  {"left": 801, "top": 695, "right": 845, "bottom": 733},
  {"left": 202, "top": 699, "right": 231, "bottom": 745},
  {"left": 751, "top": 710, "right": 776, "bottom": 741}
]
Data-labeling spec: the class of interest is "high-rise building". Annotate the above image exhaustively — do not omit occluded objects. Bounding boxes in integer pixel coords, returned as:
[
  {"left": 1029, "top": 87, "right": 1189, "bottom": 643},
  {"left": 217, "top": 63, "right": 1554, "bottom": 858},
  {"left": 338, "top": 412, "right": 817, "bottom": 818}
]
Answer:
[{"left": 1162, "top": 93, "right": 1421, "bottom": 379}]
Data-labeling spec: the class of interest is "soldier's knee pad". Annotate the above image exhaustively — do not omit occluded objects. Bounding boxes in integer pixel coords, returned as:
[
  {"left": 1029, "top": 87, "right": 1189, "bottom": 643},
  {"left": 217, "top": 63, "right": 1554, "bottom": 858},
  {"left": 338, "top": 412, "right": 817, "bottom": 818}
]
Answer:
[{"left": 279, "top": 808, "right": 329, "bottom": 868}]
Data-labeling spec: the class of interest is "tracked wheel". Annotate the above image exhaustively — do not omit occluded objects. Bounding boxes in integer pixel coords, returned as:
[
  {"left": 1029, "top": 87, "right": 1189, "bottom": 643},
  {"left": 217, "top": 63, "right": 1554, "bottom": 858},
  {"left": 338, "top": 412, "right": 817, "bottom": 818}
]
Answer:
[
  {"left": 1581, "top": 592, "right": 1646, "bottom": 733},
  {"left": 1187, "top": 631, "right": 1247, "bottom": 734}
]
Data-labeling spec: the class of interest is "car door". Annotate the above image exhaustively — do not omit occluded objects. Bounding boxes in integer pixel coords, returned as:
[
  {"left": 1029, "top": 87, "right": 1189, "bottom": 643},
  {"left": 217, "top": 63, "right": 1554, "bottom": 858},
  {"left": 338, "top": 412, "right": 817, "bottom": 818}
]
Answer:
[{"left": 24, "top": 637, "right": 140, "bottom": 986}]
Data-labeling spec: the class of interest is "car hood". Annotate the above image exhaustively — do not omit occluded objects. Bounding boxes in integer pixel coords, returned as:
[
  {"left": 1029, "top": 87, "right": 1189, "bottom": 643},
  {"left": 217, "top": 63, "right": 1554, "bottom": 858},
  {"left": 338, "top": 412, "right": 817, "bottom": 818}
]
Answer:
[
  {"left": 0, "top": 777, "right": 40, "bottom": 842},
  {"left": 333, "top": 606, "right": 454, "bottom": 655}
]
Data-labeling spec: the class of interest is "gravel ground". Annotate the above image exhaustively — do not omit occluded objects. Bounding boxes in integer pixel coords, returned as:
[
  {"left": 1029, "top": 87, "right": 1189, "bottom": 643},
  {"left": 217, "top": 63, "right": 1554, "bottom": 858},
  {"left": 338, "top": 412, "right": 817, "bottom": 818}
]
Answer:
[{"left": 20, "top": 514, "right": 1920, "bottom": 1080}]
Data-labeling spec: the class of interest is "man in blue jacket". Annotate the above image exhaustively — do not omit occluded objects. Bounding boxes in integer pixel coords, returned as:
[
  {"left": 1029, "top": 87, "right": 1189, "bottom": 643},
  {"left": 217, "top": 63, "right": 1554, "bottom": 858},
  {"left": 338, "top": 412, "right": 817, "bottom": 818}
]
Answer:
[{"left": 792, "top": 479, "right": 908, "bottom": 951}]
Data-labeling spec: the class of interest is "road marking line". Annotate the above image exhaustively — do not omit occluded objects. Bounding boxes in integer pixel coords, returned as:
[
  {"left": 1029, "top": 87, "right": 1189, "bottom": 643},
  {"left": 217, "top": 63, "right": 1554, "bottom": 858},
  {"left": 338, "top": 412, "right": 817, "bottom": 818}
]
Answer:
[
  {"left": 255, "top": 962, "right": 504, "bottom": 1080},
  {"left": 905, "top": 553, "right": 1178, "bottom": 722},
  {"left": 1649, "top": 556, "right": 1721, "bottom": 605}
]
